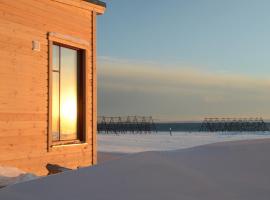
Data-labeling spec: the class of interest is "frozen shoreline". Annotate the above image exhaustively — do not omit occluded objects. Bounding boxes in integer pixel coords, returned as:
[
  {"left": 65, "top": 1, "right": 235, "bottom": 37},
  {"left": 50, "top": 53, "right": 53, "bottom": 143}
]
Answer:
[{"left": 98, "top": 131, "right": 270, "bottom": 153}]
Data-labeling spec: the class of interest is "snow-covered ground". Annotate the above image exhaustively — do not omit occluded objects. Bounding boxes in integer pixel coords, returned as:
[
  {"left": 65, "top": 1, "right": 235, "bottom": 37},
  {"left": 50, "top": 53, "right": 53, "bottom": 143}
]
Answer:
[
  {"left": 0, "top": 167, "right": 37, "bottom": 188},
  {"left": 98, "top": 132, "right": 270, "bottom": 153},
  {"left": 3, "top": 137, "right": 270, "bottom": 200}
]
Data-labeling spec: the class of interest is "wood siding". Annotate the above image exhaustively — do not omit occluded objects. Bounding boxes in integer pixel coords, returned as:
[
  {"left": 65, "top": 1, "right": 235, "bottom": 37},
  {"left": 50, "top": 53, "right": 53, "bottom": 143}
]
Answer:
[{"left": 0, "top": 0, "right": 102, "bottom": 175}]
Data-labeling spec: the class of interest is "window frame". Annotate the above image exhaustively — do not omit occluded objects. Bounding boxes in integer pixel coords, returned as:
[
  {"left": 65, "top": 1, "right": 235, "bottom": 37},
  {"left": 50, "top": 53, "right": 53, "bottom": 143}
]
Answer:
[{"left": 48, "top": 32, "right": 90, "bottom": 150}]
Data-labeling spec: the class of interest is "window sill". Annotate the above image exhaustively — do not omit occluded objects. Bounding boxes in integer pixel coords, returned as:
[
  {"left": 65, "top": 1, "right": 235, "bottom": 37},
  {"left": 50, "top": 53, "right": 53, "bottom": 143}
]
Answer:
[
  {"left": 52, "top": 139, "right": 82, "bottom": 146},
  {"left": 50, "top": 140, "right": 88, "bottom": 151}
]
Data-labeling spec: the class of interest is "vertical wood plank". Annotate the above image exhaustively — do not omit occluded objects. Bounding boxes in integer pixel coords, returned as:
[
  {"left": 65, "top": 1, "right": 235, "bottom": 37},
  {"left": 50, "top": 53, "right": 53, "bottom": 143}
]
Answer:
[
  {"left": 84, "top": 49, "right": 90, "bottom": 145},
  {"left": 47, "top": 37, "right": 53, "bottom": 152},
  {"left": 92, "top": 11, "right": 97, "bottom": 165}
]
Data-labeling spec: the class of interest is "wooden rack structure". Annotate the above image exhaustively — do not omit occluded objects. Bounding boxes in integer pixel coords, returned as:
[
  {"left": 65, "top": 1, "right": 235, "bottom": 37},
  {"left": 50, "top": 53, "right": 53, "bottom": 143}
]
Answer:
[
  {"left": 97, "top": 116, "right": 157, "bottom": 134},
  {"left": 200, "top": 117, "right": 269, "bottom": 132}
]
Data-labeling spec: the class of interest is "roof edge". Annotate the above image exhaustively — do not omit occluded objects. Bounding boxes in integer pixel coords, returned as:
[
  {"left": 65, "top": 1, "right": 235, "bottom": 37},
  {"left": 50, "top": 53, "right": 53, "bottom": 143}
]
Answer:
[
  {"left": 85, "top": 0, "right": 106, "bottom": 8},
  {"left": 51, "top": 0, "right": 106, "bottom": 14}
]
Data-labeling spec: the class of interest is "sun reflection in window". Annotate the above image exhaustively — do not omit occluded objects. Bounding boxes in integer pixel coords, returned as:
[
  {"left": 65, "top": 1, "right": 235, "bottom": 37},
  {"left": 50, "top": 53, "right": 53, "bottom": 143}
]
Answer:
[{"left": 52, "top": 45, "right": 78, "bottom": 141}]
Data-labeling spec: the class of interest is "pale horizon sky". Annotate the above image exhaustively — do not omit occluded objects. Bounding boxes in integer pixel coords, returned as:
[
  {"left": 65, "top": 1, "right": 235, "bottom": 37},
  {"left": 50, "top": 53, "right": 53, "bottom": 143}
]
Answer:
[{"left": 97, "top": 0, "right": 270, "bottom": 121}]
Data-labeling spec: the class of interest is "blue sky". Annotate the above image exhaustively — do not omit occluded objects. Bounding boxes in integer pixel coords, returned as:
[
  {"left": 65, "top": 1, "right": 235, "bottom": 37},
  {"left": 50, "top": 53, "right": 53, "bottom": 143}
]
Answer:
[{"left": 97, "top": 0, "right": 270, "bottom": 121}]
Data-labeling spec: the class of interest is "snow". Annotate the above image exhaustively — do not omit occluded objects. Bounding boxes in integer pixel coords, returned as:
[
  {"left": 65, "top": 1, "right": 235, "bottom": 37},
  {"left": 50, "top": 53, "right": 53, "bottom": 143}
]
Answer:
[
  {"left": 1, "top": 132, "right": 270, "bottom": 199},
  {"left": 1, "top": 139, "right": 270, "bottom": 200},
  {"left": 98, "top": 131, "right": 270, "bottom": 153},
  {"left": 0, "top": 166, "right": 37, "bottom": 188}
]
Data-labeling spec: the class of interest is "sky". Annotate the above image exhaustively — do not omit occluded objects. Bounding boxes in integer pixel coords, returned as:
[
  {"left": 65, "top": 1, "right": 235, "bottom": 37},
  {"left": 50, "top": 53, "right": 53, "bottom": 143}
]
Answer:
[{"left": 97, "top": 0, "right": 270, "bottom": 121}]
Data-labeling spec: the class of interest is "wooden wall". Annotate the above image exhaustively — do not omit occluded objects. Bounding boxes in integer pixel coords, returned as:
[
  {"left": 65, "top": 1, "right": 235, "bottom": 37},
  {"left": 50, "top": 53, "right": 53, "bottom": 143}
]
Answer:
[{"left": 0, "top": 0, "right": 101, "bottom": 175}]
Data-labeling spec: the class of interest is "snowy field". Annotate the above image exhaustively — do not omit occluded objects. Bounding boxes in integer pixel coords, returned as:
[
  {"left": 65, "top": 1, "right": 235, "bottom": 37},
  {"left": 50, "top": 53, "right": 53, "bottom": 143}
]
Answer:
[
  {"left": 98, "top": 131, "right": 270, "bottom": 153},
  {"left": 3, "top": 136, "right": 270, "bottom": 200}
]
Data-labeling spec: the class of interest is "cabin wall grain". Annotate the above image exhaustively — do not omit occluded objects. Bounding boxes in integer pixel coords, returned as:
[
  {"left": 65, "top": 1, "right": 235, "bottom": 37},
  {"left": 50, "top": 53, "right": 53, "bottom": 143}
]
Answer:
[{"left": 0, "top": 0, "right": 97, "bottom": 175}]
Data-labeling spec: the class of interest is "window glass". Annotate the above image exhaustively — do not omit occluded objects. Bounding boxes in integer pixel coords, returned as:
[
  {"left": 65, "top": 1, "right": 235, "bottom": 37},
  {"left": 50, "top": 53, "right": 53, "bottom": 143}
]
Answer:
[
  {"left": 60, "top": 47, "right": 78, "bottom": 140},
  {"left": 53, "top": 45, "right": 59, "bottom": 71},
  {"left": 52, "top": 72, "right": 60, "bottom": 141}
]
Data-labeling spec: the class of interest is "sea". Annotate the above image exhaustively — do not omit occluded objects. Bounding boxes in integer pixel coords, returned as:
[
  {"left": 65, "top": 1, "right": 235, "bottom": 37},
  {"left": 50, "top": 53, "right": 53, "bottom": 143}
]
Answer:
[{"left": 156, "top": 122, "right": 201, "bottom": 132}]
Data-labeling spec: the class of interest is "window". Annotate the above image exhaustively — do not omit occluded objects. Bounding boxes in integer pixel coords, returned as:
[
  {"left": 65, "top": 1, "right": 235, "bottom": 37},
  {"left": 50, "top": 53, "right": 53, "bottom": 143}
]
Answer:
[{"left": 51, "top": 44, "right": 85, "bottom": 143}]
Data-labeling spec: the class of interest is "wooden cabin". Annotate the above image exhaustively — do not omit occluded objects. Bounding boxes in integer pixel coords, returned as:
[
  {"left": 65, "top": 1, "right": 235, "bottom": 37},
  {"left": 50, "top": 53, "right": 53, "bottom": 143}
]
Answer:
[{"left": 0, "top": 0, "right": 106, "bottom": 175}]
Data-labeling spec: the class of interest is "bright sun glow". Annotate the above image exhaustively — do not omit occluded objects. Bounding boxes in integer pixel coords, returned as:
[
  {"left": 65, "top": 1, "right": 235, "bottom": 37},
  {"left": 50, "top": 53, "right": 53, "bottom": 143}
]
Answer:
[
  {"left": 60, "top": 89, "right": 77, "bottom": 139},
  {"left": 61, "top": 97, "right": 77, "bottom": 124}
]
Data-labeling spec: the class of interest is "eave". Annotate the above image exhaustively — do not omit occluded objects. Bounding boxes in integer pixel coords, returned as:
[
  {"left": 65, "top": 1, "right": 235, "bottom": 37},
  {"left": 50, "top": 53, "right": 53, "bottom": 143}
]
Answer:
[{"left": 51, "top": 0, "right": 106, "bottom": 14}]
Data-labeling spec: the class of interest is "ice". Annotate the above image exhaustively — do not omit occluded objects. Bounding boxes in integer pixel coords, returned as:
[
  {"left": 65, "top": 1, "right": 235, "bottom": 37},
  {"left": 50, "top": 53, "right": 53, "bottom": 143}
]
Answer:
[{"left": 98, "top": 131, "right": 270, "bottom": 153}]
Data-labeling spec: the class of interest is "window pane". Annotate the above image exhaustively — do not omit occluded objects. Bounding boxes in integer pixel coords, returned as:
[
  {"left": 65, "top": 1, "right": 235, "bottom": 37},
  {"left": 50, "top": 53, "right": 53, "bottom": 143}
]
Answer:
[
  {"left": 52, "top": 72, "right": 60, "bottom": 141},
  {"left": 53, "top": 45, "right": 60, "bottom": 71},
  {"left": 60, "top": 47, "right": 78, "bottom": 140}
]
